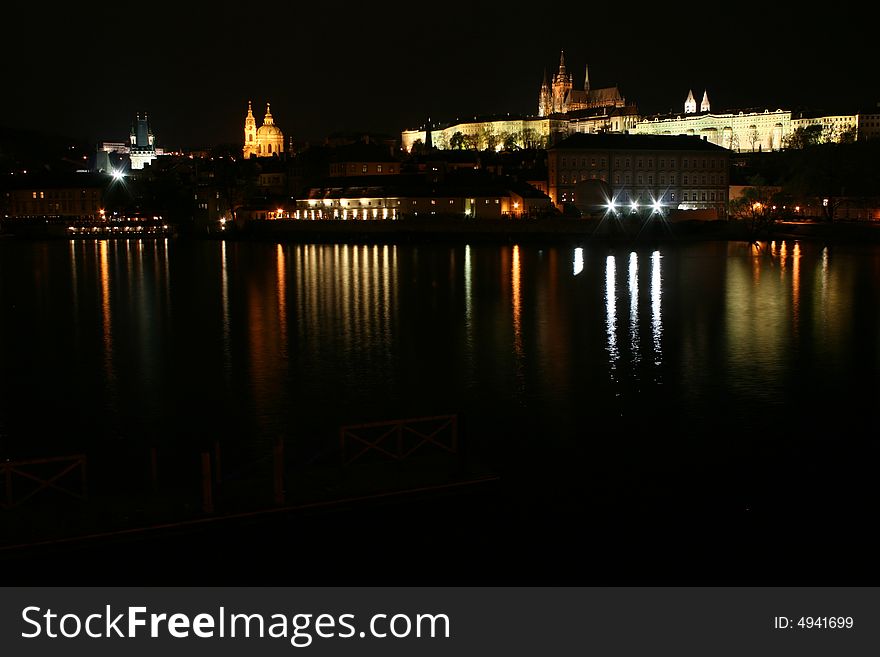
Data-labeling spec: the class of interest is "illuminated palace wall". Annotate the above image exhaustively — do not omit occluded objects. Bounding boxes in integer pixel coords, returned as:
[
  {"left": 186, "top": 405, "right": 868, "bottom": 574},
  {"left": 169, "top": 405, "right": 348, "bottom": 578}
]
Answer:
[
  {"left": 632, "top": 109, "right": 791, "bottom": 152},
  {"left": 401, "top": 117, "right": 570, "bottom": 153}
]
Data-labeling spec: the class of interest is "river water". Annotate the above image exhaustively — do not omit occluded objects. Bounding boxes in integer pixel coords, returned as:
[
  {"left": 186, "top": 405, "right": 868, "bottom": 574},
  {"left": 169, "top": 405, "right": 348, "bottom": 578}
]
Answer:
[{"left": 1, "top": 238, "right": 879, "bottom": 577}]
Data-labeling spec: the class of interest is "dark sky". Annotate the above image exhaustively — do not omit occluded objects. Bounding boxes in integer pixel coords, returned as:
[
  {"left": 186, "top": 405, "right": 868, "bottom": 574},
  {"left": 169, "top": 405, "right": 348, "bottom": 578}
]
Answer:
[{"left": 3, "top": 1, "right": 877, "bottom": 149}]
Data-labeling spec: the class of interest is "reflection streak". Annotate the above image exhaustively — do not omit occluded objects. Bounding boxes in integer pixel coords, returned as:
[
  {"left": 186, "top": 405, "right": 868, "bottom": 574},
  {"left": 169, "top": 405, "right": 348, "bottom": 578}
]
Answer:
[
  {"left": 628, "top": 252, "right": 639, "bottom": 367},
  {"left": 605, "top": 255, "right": 618, "bottom": 371},
  {"left": 512, "top": 245, "right": 523, "bottom": 362},
  {"left": 98, "top": 240, "right": 114, "bottom": 385},
  {"left": 277, "top": 244, "right": 287, "bottom": 358},
  {"left": 651, "top": 250, "right": 662, "bottom": 366}
]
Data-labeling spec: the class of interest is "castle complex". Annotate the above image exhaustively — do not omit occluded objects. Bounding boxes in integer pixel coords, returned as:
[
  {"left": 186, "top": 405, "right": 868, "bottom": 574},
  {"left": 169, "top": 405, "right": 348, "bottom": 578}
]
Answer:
[{"left": 401, "top": 51, "right": 880, "bottom": 153}]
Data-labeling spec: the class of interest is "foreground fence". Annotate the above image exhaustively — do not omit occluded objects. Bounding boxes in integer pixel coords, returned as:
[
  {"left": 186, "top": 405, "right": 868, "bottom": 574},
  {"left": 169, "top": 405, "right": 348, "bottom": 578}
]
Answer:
[{"left": 0, "top": 454, "right": 88, "bottom": 509}]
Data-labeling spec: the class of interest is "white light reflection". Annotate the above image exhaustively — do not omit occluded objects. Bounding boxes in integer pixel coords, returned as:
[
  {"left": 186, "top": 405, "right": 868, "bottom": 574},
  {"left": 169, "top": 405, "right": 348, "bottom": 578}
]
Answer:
[
  {"left": 573, "top": 247, "right": 584, "bottom": 276},
  {"left": 628, "top": 252, "right": 639, "bottom": 366},
  {"left": 605, "top": 255, "right": 618, "bottom": 370},
  {"left": 651, "top": 250, "right": 662, "bottom": 368}
]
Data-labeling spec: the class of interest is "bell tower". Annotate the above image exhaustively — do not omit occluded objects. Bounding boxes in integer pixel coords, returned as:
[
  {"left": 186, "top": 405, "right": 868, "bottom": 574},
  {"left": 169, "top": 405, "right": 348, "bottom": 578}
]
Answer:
[{"left": 243, "top": 100, "right": 257, "bottom": 158}]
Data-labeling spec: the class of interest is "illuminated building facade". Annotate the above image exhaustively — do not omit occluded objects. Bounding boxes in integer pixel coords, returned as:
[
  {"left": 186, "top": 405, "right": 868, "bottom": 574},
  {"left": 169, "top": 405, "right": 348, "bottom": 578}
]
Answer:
[
  {"left": 282, "top": 176, "right": 552, "bottom": 220},
  {"left": 790, "top": 111, "right": 859, "bottom": 142},
  {"left": 548, "top": 133, "right": 730, "bottom": 215},
  {"left": 129, "top": 113, "right": 157, "bottom": 169},
  {"left": 243, "top": 101, "right": 285, "bottom": 158},
  {"left": 402, "top": 116, "right": 571, "bottom": 153},
  {"left": 632, "top": 102, "right": 791, "bottom": 152},
  {"left": 96, "top": 114, "right": 165, "bottom": 172},
  {"left": 634, "top": 91, "right": 875, "bottom": 150}
]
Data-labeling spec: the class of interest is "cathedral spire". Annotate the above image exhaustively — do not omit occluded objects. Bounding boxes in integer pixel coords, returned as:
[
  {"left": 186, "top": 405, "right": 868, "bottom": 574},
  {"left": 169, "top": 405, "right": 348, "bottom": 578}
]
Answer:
[
  {"left": 700, "top": 90, "right": 710, "bottom": 113},
  {"left": 558, "top": 50, "right": 567, "bottom": 76},
  {"left": 542, "top": 67, "right": 549, "bottom": 88},
  {"left": 584, "top": 63, "right": 590, "bottom": 92},
  {"left": 684, "top": 89, "right": 697, "bottom": 114},
  {"left": 264, "top": 102, "right": 274, "bottom": 125},
  {"left": 247, "top": 100, "right": 254, "bottom": 117}
]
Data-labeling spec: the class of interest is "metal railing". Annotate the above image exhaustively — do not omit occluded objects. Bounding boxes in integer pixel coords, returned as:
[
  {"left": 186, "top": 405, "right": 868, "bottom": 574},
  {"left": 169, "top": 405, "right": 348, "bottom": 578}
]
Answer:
[
  {"left": 1, "top": 454, "right": 88, "bottom": 509},
  {"left": 339, "top": 414, "right": 458, "bottom": 466}
]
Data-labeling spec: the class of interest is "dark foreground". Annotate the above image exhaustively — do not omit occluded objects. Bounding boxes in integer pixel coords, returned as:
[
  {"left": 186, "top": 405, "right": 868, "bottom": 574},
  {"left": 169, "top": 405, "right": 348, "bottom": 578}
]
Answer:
[{"left": 3, "top": 444, "right": 877, "bottom": 585}]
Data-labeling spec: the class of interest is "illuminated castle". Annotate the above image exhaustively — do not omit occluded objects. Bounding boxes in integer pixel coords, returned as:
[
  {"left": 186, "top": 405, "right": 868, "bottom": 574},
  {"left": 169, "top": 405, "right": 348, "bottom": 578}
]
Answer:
[
  {"left": 538, "top": 51, "right": 626, "bottom": 116},
  {"left": 242, "top": 101, "right": 285, "bottom": 158}
]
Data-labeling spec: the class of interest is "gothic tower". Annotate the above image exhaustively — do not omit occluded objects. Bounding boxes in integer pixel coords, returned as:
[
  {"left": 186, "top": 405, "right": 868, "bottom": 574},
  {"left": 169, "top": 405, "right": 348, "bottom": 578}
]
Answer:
[
  {"left": 538, "top": 69, "right": 551, "bottom": 117},
  {"left": 700, "top": 90, "right": 711, "bottom": 113},
  {"left": 551, "top": 51, "right": 573, "bottom": 114},
  {"left": 684, "top": 89, "right": 697, "bottom": 114},
  {"left": 243, "top": 101, "right": 257, "bottom": 158},
  {"left": 584, "top": 63, "right": 591, "bottom": 94}
]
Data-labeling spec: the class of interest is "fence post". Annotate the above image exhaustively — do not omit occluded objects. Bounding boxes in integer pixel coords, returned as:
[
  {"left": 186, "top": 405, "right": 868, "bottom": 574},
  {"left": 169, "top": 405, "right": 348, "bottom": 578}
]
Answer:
[
  {"left": 201, "top": 451, "right": 213, "bottom": 514},
  {"left": 273, "top": 436, "right": 285, "bottom": 505}
]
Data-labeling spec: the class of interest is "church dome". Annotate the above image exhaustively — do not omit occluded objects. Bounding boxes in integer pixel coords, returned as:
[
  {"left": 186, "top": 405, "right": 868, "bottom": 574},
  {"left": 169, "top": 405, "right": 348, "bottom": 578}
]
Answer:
[{"left": 257, "top": 124, "right": 282, "bottom": 137}]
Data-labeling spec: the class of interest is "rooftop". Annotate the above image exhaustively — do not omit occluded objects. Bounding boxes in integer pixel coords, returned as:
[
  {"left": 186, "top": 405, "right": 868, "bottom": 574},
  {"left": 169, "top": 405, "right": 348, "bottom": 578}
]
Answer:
[{"left": 551, "top": 133, "right": 730, "bottom": 152}]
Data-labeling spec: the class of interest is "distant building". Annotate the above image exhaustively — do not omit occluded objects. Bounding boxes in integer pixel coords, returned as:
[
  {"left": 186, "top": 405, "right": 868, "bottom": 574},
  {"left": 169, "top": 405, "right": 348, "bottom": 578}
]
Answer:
[
  {"left": 632, "top": 103, "right": 791, "bottom": 152},
  {"left": 96, "top": 113, "right": 163, "bottom": 171},
  {"left": 857, "top": 106, "right": 880, "bottom": 140},
  {"left": 790, "top": 111, "right": 858, "bottom": 143},
  {"left": 243, "top": 101, "right": 285, "bottom": 158},
  {"left": 287, "top": 173, "right": 552, "bottom": 220},
  {"left": 402, "top": 115, "right": 571, "bottom": 153},
  {"left": 129, "top": 113, "right": 157, "bottom": 169},
  {"left": 634, "top": 92, "right": 875, "bottom": 150},
  {"left": 328, "top": 141, "right": 400, "bottom": 177},
  {"left": 547, "top": 133, "right": 730, "bottom": 216},
  {"left": 3, "top": 172, "right": 107, "bottom": 219}
]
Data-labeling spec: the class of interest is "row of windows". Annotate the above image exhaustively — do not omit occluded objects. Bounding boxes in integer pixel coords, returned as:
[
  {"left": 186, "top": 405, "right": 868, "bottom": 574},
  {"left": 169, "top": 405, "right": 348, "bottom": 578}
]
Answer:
[
  {"left": 29, "top": 190, "right": 99, "bottom": 200},
  {"left": 559, "top": 156, "right": 725, "bottom": 169},
  {"left": 558, "top": 191, "right": 726, "bottom": 203},
  {"left": 12, "top": 201, "right": 99, "bottom": 213},
  {"left": 559, "top": 171, "right": 725, "bottom": 185}
]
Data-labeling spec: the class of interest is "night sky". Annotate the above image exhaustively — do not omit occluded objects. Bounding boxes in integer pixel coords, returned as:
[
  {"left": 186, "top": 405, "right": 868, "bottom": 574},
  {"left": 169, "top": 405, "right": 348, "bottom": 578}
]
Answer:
[{"left": 2, "top": 2, "right": 876, "bottom": 149}]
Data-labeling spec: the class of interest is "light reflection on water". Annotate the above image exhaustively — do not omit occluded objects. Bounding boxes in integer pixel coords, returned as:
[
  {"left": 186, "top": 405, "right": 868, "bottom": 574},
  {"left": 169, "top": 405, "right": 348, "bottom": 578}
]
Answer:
[
  {"left": 628, "top": 252, "right": 640, "bottom": 369},
  {"left": 0, "top": 238, "right": 877, "bottom": 456},
  {"left": 605, "top": 255, "right": 618, "bottom": 375},
  {"left": 651, "top": 250, "right": 662, "bottom": 371}
]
